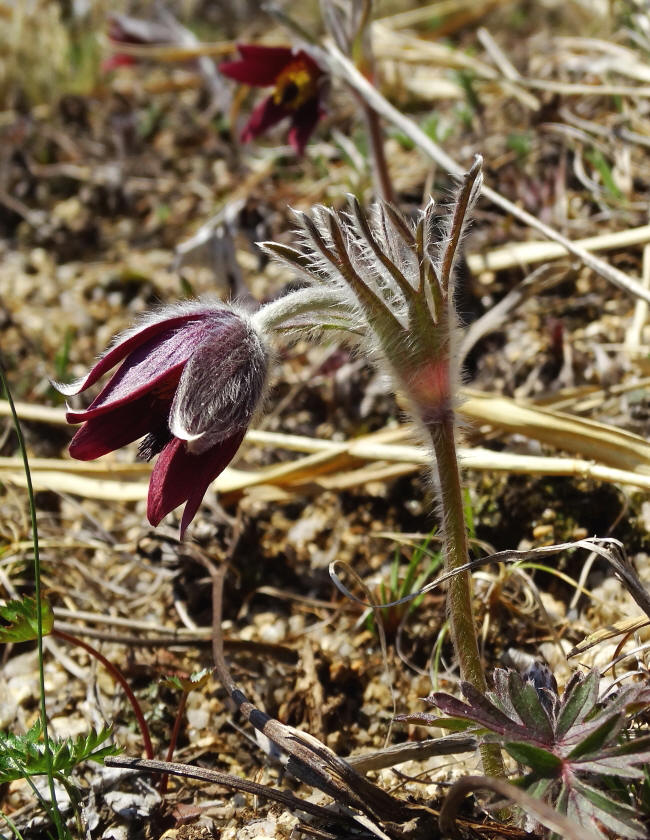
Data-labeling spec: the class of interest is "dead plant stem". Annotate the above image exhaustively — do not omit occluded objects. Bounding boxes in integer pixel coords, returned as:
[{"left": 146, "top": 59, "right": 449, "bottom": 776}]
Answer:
[
  {"left": 360, "top": 97, "right": 396, "bottom": 204},
  {"left": 322, "top": 43, "right": 650, "bottom": 306}
]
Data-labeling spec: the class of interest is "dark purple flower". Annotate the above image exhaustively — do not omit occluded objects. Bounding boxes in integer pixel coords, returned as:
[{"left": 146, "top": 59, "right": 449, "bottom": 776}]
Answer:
[
  {"left": 103, "top": 13, "right": 175, "bottom": 72},
  {"left": 55, "top": 302, "right": 268, "bottom": 537},
  {"left": 219, "top": 44, "right": 325, "bottom": 155}
]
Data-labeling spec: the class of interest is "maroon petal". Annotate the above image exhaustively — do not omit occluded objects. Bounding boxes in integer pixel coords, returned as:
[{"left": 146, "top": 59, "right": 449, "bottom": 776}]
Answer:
[
  {"left": 288, "top": 98, "right": 322, "bottom": 156},
  {"left": 103, "top": 54, "right": 136, "bottom": 72},
  {"left": 68, "top": 389, "right": 170, "bottom": 460},
  {"left": 147, "top": 431, "right": 246, "bottom": 537},
  {"left": 55, "top": 305, "right": 219, "bottom": 398},
  {"left": 219, "top": 44, "right": 293, "bottom": 86},
  {"left": 65, "top": 314, "right": 235, "bottom": 422},
  {"left": 241, "top": 96, "right": 288, "bottom": 143}
]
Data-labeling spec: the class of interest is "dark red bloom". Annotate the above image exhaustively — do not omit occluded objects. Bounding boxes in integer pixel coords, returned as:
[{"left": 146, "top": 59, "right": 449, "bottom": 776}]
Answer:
[
  {"left": 103, "top": 13, "right": 177, "bottom": 72},
  {"left": 219, "top": 44, "right": 325, "bottom": 155},
  {"left": 55, "top": 302, "right": 268, "bottom": 537}
]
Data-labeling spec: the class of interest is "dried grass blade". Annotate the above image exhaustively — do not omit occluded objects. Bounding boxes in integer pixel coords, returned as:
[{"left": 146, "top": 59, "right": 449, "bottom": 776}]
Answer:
[
  {"left": 467, "top": 224, "right": 650, "bottom": 275},
  {"left": 461, "top": 390, "right": 650, "bottom": 473},
  {"left": 569, "top": 617, "right": 650, "bottom": 658}
]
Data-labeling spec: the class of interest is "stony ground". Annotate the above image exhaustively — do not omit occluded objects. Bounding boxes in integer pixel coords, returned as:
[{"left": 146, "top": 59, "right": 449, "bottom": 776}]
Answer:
[{"left": 3, "top": 1, "right": 650, "bottom": 838}]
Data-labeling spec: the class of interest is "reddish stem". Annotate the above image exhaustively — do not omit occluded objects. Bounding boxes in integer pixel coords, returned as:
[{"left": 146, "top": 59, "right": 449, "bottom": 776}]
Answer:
[
  {"left": 52, "top": 628, "right": 154, "bottom": 760},
  {"left": 159, "top": 689, "right": 189, "bottom": 794}
]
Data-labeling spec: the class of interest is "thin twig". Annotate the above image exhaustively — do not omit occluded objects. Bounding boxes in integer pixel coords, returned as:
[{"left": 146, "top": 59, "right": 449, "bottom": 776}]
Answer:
[{"left": 103, "top": 755, "right": 353, "bottom": 823}]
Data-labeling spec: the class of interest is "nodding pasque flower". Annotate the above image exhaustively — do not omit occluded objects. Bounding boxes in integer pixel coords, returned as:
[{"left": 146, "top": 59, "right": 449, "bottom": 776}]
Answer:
[
  {"left": 260, "top": 159, "right": 484, "bottom": 431},
  {"left": 55, "top": 302, "right": 268, "bottom": 537},
  {"left": 219, "top": 45, "right": 325, "bottom": 155},
  {"left": 103, "top": 13, "right": 177, "bottom": 72}
]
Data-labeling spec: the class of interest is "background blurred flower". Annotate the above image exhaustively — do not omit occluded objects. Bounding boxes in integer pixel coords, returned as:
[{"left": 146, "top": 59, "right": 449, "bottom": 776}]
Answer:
[
  {"left": 55, "top": 302, "right": 268, "bottom": 537},
  {"left": 103, "top": 13, "right": 175, "bottom": 71},
  {"left": 219, "top": 44, "right": 325, "bottom": 155}
]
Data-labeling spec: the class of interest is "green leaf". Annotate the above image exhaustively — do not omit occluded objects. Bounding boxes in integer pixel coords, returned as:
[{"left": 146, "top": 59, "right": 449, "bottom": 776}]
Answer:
[
  {"left": 596, "top": 733, "right": 650, "bottom": 761},
  {"left": 569, "top": 778, "right": 646, "bottom": 839},
  {"left": 556, "top": 670, "right": 599, "bottom": 739},
  {"left": 507, "top": 670, "right": 554, "bottom": 742},
  {"left": 0, "top": 724, "right": 119, "bottom": 783},
  {"left": 0, "top": 597, "right": 53, "bottom": 643},
  {"left": 574, "top": 758, "right": 645, "bottom": 778},
  {"left": 161, "top": 667, "right": 212, "bottom": 693},
  {"left": 566, "top": 712, "right": 623, "bottom": 760},
  {"left": 505, "top": 741, "right": 562, "bottom": 776},
  {"left": 523, "top": 775, "right": 555, "bottom": 799}
]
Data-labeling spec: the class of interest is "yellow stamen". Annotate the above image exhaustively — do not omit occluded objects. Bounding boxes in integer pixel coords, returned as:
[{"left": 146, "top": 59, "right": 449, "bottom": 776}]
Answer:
[{"left": 272, "top": 58, "right": 318, "bottom": 110}]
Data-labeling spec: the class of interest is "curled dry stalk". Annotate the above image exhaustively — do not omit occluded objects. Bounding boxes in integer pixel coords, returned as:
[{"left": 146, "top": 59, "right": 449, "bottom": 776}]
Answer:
[
  {"left": 197, "top": 554, "right": 434, "bottom": 838},
  {"left": 439, "top": 775, "right": 600, "bottom": 840}
]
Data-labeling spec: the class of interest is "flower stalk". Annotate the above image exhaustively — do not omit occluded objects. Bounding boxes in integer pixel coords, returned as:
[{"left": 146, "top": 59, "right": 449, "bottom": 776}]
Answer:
[{"left": 260, "top": 157, "right": 504, "bottom": 777}]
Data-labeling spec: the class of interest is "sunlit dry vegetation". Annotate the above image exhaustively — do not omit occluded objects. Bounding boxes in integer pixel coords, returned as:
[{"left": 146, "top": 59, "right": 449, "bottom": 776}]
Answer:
[{"left": 3, "top": 1, "right": 650, "bottom": 838}]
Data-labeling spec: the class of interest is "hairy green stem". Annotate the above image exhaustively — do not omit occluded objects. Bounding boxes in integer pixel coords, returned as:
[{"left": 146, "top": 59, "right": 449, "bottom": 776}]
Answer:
[
  {"left": 252, "top": 287, "right": 344, "bottom": 333},
  {"left": 429, "top": 415, "right": 505, "bottom": 778},
  {"left": 0, "top": 360, "right": 65, "bottom": 839}
]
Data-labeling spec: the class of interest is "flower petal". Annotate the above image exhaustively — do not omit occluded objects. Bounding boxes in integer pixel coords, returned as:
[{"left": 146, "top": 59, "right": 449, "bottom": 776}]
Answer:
[
  {"left": 219, "top": 44, "right": 293, "bottom": 86},
  {"left": 169, "top": 316, "right": 267, "bottom": 452},
  {"left": 66, "top": 311, "right": 238, "bottom": 422},
  {"left": 147, "top": 431, "right": 245, "bottom": 537},
  {"left": 288, "top": 98, "right": 322, "bottom": 156},
  {"left": 54, "top": 301, "right": 224, "bottom": 398},
  {"left": 68, "top": 388, "right": 169, "bottom": 460},
  {"left": 240, "top": 96, "right": 288, "bottom": 143}
]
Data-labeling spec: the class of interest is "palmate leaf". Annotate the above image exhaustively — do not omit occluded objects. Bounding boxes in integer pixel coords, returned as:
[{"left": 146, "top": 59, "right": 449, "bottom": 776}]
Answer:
[
  {"left": 0, "top": 722, "right": 119, "bottom": 783},
  {"left": 427, "top": 683, "right": 545, "bottom": 744},
  {"left": 408, "top": 667, "right": 650, "bottom": 839},
  {"left": 0, "top": 596, "right": 53, "bottom": 642}
]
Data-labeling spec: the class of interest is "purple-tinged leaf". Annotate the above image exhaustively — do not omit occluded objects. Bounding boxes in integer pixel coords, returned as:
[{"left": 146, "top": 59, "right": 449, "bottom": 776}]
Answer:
[
  {"left": 555, "top": 669, "right": 599, "bottom": 739},
  {"left": 429, "top": 690, "right": 529, "bottom": 739},
  {"left": 462, "top": 682, "right": 545, "bottom": 742},
  {"left": 565, "top": 712, "right": 624, "bottom": 759},
  {"left": 490, "top": 668, "right": 521, "bottom": 721},
  {"left": 569, "top": 778, "right": 647, "bottom": 839},
  {"left": 573, "top": 758, "right": 645, "bottom": 778}
]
